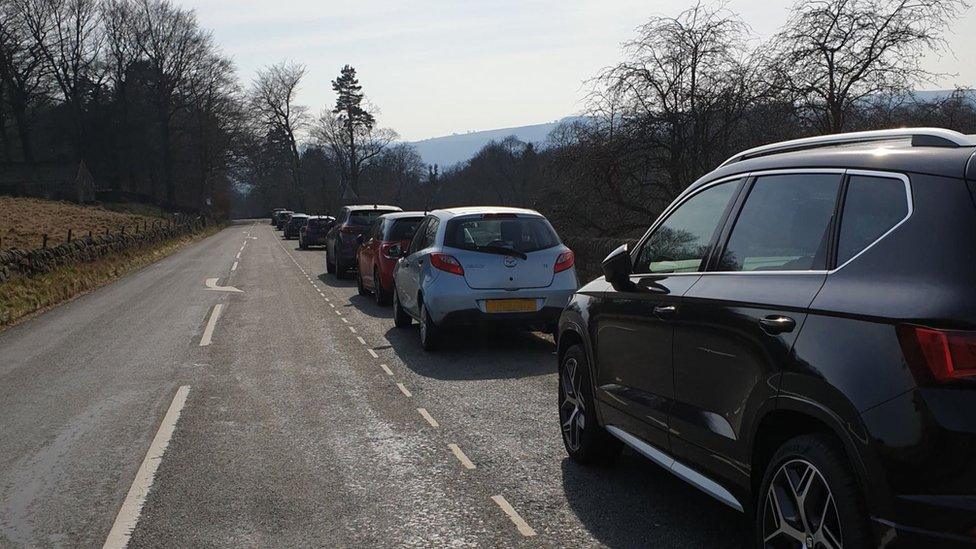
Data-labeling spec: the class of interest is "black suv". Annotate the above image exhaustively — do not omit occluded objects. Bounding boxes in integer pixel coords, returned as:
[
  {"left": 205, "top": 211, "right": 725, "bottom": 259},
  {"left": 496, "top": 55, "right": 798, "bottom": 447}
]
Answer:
[
  {"left": 325, "top": 205, "right": 401, "bottom": 278},
  {"left": 557, "top": 128, "right": 976, "bottom": 547},
  {"left": 283, "top": 213, "right": 309, "bottom": 239}
]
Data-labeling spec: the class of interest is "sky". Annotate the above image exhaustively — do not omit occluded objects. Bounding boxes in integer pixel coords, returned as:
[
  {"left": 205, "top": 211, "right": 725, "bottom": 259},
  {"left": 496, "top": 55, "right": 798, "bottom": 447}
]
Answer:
[{"left": 178, "top": 0, "right": 976, "bottom": 142}]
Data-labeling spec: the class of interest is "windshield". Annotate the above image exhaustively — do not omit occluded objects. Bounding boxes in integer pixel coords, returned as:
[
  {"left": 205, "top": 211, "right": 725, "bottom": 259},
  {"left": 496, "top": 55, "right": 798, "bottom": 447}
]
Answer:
[
  {"left": 349, "top": 210, "right": 398, "bottom": 226},
  {"left": 444, "top": 216, "right": 560, "bottom": 254}
]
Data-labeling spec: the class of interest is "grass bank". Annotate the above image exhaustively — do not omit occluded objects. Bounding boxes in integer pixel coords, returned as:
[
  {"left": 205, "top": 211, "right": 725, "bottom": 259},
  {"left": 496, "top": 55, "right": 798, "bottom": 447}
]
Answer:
[{"left": 0, "top": 224, "right": 221, "bottom": 329}]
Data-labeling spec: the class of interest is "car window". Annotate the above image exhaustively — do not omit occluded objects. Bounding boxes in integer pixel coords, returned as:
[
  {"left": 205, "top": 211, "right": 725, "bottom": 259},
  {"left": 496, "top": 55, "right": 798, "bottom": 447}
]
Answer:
[
  {"left": 634, "top": 180, "right": 739, "bottom": 273},
  {"left": 367, "top": 219, "right": 382, "bottom": 240},
  {"left": 423, "top": 217, "right": 440, "bottom": 248},
  {"left": 716, "top": 173, "right": 841, "bottom": 272},
  {"left": 349, "top": 209, "right": 398, "bottom": 226},
  {"left": 388, "top": 218, "right": 423, "bottom": 241},
  {"left": 836, "top": 175, "right": 909, "bottom": 266},
  {"left": 444, "top": 216, "right": 560, "bottom": 253},
  {"left": 408, "top": 217, "right": 430, "bottom": 254}
]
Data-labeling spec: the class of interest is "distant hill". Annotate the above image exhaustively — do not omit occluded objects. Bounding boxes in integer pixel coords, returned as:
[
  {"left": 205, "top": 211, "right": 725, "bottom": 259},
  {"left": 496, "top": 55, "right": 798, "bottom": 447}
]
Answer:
[
  {"left": 409, "top": 117, "right": 579, "bottom": 169},
  {"left": 409, "top": 89, "right": 974, "bottom": 168}
]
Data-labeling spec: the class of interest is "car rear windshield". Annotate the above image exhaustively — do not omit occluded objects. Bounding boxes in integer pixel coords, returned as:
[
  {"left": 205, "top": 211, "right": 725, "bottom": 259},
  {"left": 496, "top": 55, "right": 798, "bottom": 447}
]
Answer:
[
  {"left": 444, "top": 216, "right": 560, "bottom": 254},
  {"left": 348, "top": 210, "right": 398, "bottom": 226},
  {"left": 307, "top": 218, "right": 328, "bottom": 228},
  {"left": 387, "top": 218, "right": 423, "bottom": 241}
]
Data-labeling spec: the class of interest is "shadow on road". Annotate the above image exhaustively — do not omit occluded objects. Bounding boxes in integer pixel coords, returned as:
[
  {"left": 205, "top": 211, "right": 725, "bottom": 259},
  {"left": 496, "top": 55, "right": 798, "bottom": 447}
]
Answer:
[
  {"left": 383, "top": 325, "right": 555, "bottom": 381},
  {"left": 561, "top": 453, "right": 750, "bottom": 547}
]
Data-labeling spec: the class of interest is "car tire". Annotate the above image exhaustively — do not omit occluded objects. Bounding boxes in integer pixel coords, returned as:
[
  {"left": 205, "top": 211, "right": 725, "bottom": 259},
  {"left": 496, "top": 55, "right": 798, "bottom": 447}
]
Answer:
[
  {"left": 392, "top": 284, "right": 411, "bottom": 328},
  {"left": 357, "top": 270, "right": 368, "bottom": 296},
  {"left": 756, "top": 434, "right": 870, "bottom": 549},
  {"left": 419, "top": 301, "right": 440, "bottom": 351},
  {"left": 559, "top": 344, "right": 622, "bottom": 465},
  {"left": 374, "top": 269, "right": 391, "bottom": 305}
]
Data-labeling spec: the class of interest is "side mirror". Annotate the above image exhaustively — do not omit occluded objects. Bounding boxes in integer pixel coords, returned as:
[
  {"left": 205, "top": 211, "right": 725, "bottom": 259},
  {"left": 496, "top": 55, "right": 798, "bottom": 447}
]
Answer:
[
  {"left": 602, "top": 244, "right": 634, "bottom": 290},
  {"left": 388, "top": 244, "right": 402, "bottom": 258}
]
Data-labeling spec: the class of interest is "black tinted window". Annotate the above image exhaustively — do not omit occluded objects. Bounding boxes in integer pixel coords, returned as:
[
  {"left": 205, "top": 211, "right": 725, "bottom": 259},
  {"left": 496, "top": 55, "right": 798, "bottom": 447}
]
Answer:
[
  {"left": 444, "top": 216, "right": 560, "bottom": 254},
  {"left": 388, "top": 218, "right": 423, "bottom": 241},
  {"left": 349, "top": 209, "right": 398, "bottom": 226},
  {"left": 408, "top": 218, "right": 430, "bottom": 254},
  {"left": 635, "top": 181, "right": 739, "bottom": 273},
  {"left": 717, "top": 173, "right": 841, "bottom": 272},
  {"left": 837, "top": 175, "right": 908, "bottom": 266}
]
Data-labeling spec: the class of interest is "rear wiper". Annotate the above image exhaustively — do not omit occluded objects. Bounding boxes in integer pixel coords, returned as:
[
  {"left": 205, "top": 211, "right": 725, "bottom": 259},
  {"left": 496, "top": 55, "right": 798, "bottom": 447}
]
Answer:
[{"left": 474, "top": 245, "right": 527, "bottom": 260}]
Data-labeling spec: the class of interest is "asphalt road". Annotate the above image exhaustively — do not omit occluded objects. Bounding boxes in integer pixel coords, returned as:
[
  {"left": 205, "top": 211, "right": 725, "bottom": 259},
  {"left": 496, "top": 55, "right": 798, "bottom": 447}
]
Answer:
[{"left": 0, "top": 223, "right": 749, "bottom": 547}]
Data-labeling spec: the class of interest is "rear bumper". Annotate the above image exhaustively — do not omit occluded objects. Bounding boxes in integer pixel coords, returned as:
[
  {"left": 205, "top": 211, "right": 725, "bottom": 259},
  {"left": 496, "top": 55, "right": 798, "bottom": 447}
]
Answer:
[
  {"left": 860, "top": 388, "right": 976, "bottom": 546},
  {"left": 421, "top": 272, "right": 576, "bottom": 327}
]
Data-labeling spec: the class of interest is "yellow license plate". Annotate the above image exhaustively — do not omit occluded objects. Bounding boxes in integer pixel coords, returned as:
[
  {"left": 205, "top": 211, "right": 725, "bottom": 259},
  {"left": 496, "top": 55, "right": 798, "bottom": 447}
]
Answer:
[{"left": 485, "top": 299, "right": 537, "bottom": 313}]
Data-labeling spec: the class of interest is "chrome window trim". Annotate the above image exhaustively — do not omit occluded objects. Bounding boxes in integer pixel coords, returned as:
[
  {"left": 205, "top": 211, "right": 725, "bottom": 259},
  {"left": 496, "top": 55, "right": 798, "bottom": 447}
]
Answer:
[
  {"left": 827, "top": 169, "right": 913, "bottom": 274},
  {"left": 630, "top": 168, "right": 846, "bottom": 277}
]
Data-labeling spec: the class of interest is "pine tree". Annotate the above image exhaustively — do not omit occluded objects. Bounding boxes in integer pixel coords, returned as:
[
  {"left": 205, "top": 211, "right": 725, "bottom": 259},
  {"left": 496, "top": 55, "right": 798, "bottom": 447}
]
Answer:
[{"left": 331, "top": 65, "right": 375, "bottom": 193}]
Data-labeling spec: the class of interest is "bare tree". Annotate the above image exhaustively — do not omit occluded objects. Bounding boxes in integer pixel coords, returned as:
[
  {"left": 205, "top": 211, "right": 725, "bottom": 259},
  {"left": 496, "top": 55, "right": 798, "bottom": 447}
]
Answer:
[
  {"left": 132, "top": 0, "right": 212, "bottom": 203},
  {"left": 766, "top": 0, "right": 969, "bottom": 133},
  {"left": 249, "top": 61, "right": 307, "bottom": 205},
  {"left": 14, "top": 0, "right": 103, "bottom": 160},
  {"left": 314, "top": 108, "right": 395, "bottom": 201},
  {"left": 0, "top": 0, "right": 48, "bottom": 173}
]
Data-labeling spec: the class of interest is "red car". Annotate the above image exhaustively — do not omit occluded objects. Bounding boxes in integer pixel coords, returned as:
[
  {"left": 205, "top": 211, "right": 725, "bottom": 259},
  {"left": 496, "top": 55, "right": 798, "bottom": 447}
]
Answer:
[{"left": 356, "top": 212, "right": 424, "bottom": 305}]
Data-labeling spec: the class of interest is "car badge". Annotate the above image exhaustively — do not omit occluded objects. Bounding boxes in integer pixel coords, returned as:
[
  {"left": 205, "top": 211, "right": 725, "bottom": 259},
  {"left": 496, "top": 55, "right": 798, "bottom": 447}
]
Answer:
[{"left": 504, "top": 256, "right": 518, "bottom": 268}]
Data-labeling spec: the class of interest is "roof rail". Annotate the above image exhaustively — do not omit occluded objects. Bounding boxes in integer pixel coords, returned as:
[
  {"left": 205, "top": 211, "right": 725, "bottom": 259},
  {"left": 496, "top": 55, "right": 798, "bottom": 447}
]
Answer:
[{"left": 720, "top": 128, "right": 976, "bottom": 167}]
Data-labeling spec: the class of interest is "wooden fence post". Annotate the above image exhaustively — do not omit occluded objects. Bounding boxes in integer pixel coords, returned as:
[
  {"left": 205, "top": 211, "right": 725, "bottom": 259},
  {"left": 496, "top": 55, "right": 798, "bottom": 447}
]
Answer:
[
  {"left": 42, "top": 234, "right": 48, "bottom": 248},
  {"left": 67, "top": 228, "right": 72, "bottom": 243}
]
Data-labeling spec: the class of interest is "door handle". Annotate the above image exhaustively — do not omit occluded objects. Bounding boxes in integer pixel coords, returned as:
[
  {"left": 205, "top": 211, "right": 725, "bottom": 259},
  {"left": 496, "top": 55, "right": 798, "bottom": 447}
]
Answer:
[
  {"left": 759, "top": 315, "right": 796, "bottom": 335},
  {"left": 653, "top": 304, "right": 677, "bottom": 320}
]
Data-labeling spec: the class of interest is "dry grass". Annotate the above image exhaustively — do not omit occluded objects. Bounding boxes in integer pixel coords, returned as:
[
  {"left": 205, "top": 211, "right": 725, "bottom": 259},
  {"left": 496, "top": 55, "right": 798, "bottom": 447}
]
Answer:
[
  {"left": 0, "top": 196, "right": 166, "bottom": 251},
  {"left": 0, "top": 224, "right": 221, "bottom": 328}
]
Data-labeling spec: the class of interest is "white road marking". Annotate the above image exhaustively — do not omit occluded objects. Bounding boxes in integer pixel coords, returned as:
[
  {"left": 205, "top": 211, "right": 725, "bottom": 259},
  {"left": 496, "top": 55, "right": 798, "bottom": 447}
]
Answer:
[
  {"left": 367, "top": 348, "right": 379, "bottom": 359},
  {"left": 348, "top": 326, "right": 356, "bottom": 333},
  {"left": 449, "top": 444, "right": 476, "bottom": 470},
  {"left": 199, "top": 304, "right": 223, "bottom": 347},
  {"left": 396, "top": 382, "right": 412, "bottom": 397},
  {"left": 491, "top": 495, "right": 536, "bottom": 537},
  {"left": 418, "top": 408, "right": 439, "bottom": 428},
  {"left": 204, "top": 278, "right": 242, "bottom": 293},
  {"left": 341, "top": 318, "right": 349, "bottom": 324},
  {"left": 335, "top": 310, "right": 342, "bottom": 316},
  {"left": 324, "top": 298, "right": 330, "bottom": 302},
  {"left": 380, "top": 364, "right": 393, "bottom": 376},
  {"left": 103, "top": 386, "right": 191, "bottom": 549},
  {"left": 231, "top": 262, "right": 238, "bottom": 271},
  {"left": 329, "top": 303, "right": 335, "bottom": 308},
  {"left": 356, "top": 336, "right": 366, "bottom": 345}
]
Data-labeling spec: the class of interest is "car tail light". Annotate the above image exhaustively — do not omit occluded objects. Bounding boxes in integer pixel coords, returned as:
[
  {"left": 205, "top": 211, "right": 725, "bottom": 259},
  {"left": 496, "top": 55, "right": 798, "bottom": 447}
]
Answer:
[
  {"left": 554, "top": 250, "right": 575, "bottom": 273},
  {"left": 897, "top": 325, "right": 976, "bottom": 382},
  {"left": 430, "top": 253, "right": 464, "bottom": 276}
]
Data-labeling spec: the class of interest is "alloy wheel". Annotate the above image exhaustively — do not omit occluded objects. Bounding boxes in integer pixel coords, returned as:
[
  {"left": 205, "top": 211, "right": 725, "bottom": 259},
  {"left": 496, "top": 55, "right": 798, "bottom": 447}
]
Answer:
[
  {"left": 559, "top": 357, "right": 585, "bottom": 452},
  {"left": 763, "top": 459, "right": 842, "bottom": 549}
]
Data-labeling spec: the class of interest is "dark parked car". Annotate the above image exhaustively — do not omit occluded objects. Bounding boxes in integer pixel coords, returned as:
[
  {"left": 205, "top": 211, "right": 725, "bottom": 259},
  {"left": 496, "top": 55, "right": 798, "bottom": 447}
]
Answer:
[
  {"left": 271, "top": 208, "right": 286, "bottom": 225},
  {"left": 283, "top": 213, "right": 309, "bottom": 239},
  {"left": 326, "top": 205, "right": 402, "bottom": 278},
  {"left": 299, "top": 216, "right": 335, "bottom": 249},
  {"left": 355, "top": 212, "right": 423, "bottom": 304},
  {"left": 557, "top": 128, "right": 976, "bottom": 548},
  {"left": 276, "top": 210, "right": 293, "bottom": 231}
]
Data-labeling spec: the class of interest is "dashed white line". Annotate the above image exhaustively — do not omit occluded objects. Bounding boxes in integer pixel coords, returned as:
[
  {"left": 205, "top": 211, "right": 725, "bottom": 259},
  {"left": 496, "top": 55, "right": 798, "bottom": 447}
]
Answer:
[
  {"left": 231, "top": 261, "right": 238, "bottom": 271},
  {"left": 103, "top": 386, "right": 191, "bottom": 549},
  {"left": 417, "top": 408, "right": 439, "bottom": 428},
  {"left": 235, "top": 252, "right": 241, "bottom": 259},
  {"left": 449, "top": 443, "right": 476, "bottom": 470},
  {"left": 356, "top": 336, "right": 366, "bottom": 345},
  {"left": 335, "top": 310, "right": 343, "bottom": 316},
  {"left": 491, "top": 495, "right": 536, "bottom": 537},
  {"left": 380, "top": 364, "right": 393, "bottom": 376},
  {"left": 367, "top": 348, "right": 379, "bottom": 359},
  {"left": 348, "top": 326, "right": 356, "bottom": 333},
  {"left": 341, "top": 318, "right": 349, "bottom": 324},
  {"left": 396, "top": 382, "right": 412, "bottom": 397},
  {"left": 199, "top": 304, "right": 223, "bottom": 347},
  {"left": 329, "top": 303, "right": 335, "bottom": 308}
]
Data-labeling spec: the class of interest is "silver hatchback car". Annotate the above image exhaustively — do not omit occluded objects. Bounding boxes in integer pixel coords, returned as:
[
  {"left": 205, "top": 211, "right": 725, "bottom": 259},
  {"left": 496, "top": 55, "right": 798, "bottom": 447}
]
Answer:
[{"left": 390, "top": 207, "right": 578, "bottom": 350}]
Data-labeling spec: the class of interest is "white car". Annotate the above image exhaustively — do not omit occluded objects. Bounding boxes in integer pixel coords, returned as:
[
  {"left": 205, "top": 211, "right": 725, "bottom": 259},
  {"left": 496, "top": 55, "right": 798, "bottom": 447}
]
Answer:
[{"left": 390, "top": 207, "right": 578, "bottom": 350}]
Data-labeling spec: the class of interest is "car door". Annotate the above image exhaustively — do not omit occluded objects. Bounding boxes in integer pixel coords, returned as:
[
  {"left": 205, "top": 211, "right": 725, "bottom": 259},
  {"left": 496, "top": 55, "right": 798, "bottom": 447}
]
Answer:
[
  {"left": 328, "top": 210, "right": 347, "bottom": 258},
  {"left": 397, "top": 216, "right": 434, "bottom": 315},
  {"left": 592, "top": 178, "right": 743, "bottom": 452},
  {"left": 360, "top": 219, "right": 382, "bottom": 286},
  {"left": 670, "top": 171, "right": 844, "bottom": 492}
]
